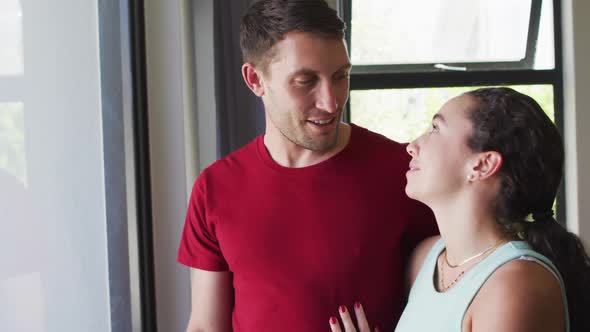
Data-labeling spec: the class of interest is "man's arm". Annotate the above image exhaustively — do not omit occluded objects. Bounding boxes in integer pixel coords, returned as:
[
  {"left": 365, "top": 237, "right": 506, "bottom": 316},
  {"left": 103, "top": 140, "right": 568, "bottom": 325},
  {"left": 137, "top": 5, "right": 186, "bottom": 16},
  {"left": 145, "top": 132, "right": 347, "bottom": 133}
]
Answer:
[{"left": 186, "top": 268, "right": 234, "bottom": 332}]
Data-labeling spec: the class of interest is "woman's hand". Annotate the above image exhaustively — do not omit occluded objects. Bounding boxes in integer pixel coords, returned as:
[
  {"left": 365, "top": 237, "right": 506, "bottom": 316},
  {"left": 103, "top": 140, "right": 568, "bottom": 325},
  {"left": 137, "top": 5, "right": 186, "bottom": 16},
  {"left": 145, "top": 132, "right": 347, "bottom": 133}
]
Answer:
[{"left": 328, "top": 302, "right": 380, "bottom": 332}]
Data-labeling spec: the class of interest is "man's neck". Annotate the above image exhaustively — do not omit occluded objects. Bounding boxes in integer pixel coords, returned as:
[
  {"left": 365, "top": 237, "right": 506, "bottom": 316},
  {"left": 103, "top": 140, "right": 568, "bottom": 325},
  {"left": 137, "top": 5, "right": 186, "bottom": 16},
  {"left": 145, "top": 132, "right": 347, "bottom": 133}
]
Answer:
[{"left": 263, "top": 123, "right": 351, "bottom": 168}]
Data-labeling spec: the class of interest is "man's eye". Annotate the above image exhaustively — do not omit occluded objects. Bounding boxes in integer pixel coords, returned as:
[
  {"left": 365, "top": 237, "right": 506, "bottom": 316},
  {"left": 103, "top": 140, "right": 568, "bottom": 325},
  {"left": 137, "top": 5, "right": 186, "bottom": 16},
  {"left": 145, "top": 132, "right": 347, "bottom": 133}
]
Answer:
[
  {"left": 334, "top": 72, "right": 350, "bottom": 80},
  {"left": 295, "top": 78, "right": 316, "bottom": 86}
]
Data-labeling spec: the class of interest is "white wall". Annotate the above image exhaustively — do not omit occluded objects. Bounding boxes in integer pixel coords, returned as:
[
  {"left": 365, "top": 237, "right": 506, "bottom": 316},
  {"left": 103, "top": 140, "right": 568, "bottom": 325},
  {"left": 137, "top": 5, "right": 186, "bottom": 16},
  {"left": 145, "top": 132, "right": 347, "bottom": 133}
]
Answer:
[
  {"left": 144, "top": 0, "right": 212, "bottom": 330},
  {"left": 0, "top": 0, "right": 112, "bottom": 331},
  {"left": 144, "top": 0, "right": 218, "bottom": 330},
  {"left": 563, "top": 0, "right": 590, "bottom": 244}
]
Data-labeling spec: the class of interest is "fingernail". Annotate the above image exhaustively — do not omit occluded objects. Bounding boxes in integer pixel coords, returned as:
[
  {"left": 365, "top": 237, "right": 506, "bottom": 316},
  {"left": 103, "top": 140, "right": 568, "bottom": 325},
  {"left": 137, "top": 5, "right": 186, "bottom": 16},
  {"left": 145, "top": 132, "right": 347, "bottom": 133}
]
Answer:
[
  {"left": 354, "top": 301, "right": 361, "bottom": 309},
  {"left": 375, "top": 326, "right": 381, "bottom": 332},
  {"left": 330, "top": 316, "right": 337, "bottom": 324},
  {"left": 339, "top": 305, "right": 346, "bottom": 313}
]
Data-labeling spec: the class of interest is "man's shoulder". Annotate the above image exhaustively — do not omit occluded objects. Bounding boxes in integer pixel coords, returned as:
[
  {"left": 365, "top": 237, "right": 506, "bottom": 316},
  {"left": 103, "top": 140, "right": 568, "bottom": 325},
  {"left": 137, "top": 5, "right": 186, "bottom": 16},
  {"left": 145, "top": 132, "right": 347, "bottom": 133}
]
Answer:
[
  {"left": 211, "top": 136, "right": 260, "bottom": 168},
  {"left": 352, "top": 124, "right": 406, "bottom": 148},
  {"left": 198, "top": 136, "right": 261, "bottom": 183},
  {"left": 350, "top": 124, "right": 409, "bottom": 158}
]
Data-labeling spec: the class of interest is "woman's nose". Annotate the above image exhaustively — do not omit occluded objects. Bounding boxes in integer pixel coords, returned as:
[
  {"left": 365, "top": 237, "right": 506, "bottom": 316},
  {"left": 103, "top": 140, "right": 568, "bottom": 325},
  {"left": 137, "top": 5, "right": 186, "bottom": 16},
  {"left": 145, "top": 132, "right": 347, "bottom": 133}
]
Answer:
[{"left": 406, "top": 140, "right": 418, "bottom": 157}]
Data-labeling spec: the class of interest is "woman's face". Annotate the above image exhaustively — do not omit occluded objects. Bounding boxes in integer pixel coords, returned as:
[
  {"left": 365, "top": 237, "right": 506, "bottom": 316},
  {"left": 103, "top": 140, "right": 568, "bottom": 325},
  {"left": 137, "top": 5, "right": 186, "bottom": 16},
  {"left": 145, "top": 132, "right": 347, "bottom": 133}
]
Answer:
[{"left": 405, "top": 95, "right": 479, "bottom": 206}]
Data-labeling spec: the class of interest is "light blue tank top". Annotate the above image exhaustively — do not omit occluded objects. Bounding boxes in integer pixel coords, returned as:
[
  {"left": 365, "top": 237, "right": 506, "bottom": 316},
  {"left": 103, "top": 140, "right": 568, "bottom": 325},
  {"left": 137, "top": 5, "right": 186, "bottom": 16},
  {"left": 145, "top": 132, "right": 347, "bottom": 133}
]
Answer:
[{"left": 394, "top": 239, "right": 570, "bottom": 332}]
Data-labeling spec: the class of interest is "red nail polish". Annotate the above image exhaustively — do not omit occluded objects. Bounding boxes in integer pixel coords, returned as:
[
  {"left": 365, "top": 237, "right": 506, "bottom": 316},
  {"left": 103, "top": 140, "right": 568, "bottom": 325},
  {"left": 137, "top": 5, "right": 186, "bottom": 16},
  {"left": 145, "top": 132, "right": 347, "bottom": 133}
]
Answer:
[
  {"left": 354, "top": 301, "right": 361, "bottom": 309},
  {"left": 375, "top": 326, "right": 381, "bottom": 332},
  {"left": 330, "top": 316, "right": 337, "bottom": 324},
  {"left": 339, "top": 305, "right": 346, "bottom": 313}
]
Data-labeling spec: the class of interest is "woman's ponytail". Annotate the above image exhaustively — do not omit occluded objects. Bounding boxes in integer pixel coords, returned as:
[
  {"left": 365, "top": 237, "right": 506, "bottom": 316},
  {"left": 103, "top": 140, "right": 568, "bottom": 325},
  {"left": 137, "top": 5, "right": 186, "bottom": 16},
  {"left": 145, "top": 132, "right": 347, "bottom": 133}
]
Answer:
[{"left": 526, "top": 216, "right": 590, "bottom": 332}]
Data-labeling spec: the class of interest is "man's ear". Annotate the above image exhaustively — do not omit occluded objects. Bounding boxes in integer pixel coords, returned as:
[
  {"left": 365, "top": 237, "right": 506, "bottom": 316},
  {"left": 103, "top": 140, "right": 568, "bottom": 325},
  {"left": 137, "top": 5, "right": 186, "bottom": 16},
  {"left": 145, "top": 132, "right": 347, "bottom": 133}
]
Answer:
[
  {"left": 470, "top": 151, "right": 503, "bottom": 181},
  {"left": 242, "top": 63, "right": 265, "bottom": 97}
]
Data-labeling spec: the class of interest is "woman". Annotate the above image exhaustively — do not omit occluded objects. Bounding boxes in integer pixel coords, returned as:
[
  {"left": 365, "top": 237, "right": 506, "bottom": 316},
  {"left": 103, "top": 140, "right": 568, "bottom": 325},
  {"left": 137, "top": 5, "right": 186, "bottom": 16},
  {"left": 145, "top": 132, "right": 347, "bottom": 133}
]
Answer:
[{"left": 329, "top": 88, "right": 590, "bottom": 331}]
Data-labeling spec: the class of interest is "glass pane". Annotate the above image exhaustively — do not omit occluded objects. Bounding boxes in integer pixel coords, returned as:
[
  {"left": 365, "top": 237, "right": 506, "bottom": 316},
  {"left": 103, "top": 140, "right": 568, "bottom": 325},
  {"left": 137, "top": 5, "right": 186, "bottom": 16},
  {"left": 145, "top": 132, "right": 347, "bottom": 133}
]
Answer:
[
  {"left": 350, "top": 85, "right": 554, "bottom": 143},
  {"left": 1, "top": 1, "right": 115, "bottom": 331},
  {"left": 0, "top": 102, "right": 26, "bottom": 184},
  {"left": 0, "top": 0, "right": 24, "bottom": 75},
  {"left": 534, "top": 0, "right": 555, "bottom": 69},
  {"left": 351, "top": 0, "right": 553, "bottom": 67}
]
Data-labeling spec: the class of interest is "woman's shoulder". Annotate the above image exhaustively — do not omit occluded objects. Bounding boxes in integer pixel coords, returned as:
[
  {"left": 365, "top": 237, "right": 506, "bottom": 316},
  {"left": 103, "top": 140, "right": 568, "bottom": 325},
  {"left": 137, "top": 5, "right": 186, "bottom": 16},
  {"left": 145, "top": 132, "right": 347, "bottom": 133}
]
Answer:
[
  {"left": 466, "top": 258, "right": 565, "bottom": 331},
  {"left": 476, "top": 257, "right": 563, "bottom": 305}
]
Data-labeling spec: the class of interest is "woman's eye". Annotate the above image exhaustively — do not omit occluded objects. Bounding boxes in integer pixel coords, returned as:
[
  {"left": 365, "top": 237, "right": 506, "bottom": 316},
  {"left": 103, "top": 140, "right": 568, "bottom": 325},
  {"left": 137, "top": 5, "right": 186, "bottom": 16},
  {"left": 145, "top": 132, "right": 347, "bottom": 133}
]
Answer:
[{"left": 429, "top": 123, "right": 439, "bottom": 133}]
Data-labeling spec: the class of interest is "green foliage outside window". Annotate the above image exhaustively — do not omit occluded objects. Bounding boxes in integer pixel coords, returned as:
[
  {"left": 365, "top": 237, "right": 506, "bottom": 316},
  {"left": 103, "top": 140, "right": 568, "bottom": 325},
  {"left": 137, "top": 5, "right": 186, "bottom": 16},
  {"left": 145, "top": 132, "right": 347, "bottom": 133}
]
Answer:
[{"left": 351, "top": 85, "right": 554, "bottom": 143}]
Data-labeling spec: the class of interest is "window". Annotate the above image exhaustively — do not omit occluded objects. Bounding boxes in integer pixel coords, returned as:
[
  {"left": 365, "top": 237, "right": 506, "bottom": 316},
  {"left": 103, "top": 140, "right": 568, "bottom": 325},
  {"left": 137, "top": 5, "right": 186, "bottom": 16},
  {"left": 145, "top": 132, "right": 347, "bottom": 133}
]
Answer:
[
  {"left": 348, "top": 0, "right": 553, "bottom": 70},
  {"left": 341, "top": 0, "right": 564, "bottom": 219},
  {"left": 0, "top": 0, "right": 26, "bottom": 184},
  {"left": 1, "top": 1, "right": 135, "bottom": 331}
]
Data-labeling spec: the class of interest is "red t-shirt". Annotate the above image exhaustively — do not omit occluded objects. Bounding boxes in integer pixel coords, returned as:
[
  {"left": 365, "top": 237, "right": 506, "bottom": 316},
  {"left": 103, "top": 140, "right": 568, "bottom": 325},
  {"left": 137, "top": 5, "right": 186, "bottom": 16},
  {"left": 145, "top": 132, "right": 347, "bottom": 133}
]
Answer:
[{"left": 178, "top": 124, "right": 437, "bottom": 331}]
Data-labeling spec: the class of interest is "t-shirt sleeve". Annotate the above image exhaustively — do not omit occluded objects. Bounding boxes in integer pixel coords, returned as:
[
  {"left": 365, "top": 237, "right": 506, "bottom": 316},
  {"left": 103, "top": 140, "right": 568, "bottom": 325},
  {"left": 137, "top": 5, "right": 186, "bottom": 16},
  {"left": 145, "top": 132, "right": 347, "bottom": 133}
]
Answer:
[{"left": 177, "top": 175, "right": 229, "bottom": 271}]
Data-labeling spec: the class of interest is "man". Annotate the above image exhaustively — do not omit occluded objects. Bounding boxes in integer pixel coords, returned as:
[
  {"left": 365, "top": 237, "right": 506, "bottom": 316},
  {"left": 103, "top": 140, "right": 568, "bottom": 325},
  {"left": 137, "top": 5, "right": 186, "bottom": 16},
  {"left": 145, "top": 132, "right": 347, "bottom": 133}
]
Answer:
[{"left": 177, "top": 1, "right": 437, "bottom": 331}]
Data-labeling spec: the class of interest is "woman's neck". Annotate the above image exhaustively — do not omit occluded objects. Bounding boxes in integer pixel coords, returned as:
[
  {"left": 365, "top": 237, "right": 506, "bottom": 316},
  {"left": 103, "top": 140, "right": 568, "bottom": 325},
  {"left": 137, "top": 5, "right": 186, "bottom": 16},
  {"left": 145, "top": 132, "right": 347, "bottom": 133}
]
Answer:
[{"left": 431, "top": 196, "right": 508, "bottom": 266}]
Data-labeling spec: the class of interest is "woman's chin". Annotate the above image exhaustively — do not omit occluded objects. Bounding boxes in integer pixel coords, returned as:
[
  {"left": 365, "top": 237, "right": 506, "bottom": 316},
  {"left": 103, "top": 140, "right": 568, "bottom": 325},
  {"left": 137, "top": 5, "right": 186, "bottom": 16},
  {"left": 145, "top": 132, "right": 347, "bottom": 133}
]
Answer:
[
  {"left": 405, "top": 184, "right": 430, "bottom": 205},
  {"left": 405, "top": 185, "right": 418, "bottom": 200}
]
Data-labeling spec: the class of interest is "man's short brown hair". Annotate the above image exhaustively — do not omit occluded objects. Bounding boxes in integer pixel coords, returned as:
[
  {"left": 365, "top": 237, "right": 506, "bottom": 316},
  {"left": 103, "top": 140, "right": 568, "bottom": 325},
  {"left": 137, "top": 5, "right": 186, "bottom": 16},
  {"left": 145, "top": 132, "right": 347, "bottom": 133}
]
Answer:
[{"left": 240, "top": 0, "right": 346, "bottom": 70}]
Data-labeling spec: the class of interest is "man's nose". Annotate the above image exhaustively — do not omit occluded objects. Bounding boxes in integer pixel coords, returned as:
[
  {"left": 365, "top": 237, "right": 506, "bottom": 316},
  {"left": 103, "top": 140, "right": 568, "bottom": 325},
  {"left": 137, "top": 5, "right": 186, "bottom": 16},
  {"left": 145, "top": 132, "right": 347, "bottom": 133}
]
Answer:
[{"left": 315, "top": 82, "right": 338, "bottom": 113}]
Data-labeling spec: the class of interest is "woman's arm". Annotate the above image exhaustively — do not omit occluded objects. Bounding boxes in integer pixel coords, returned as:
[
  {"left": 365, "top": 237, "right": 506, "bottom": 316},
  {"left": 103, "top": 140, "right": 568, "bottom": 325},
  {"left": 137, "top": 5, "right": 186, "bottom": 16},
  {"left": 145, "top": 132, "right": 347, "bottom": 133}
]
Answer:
[{"left": 467, "top": 259, "right": 565, "bottom": 332}]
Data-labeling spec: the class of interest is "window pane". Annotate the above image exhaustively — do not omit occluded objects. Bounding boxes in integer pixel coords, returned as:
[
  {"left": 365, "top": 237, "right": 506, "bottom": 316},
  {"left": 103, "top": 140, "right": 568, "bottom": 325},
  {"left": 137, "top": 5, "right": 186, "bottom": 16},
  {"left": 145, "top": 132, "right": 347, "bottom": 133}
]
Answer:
[
  {"left": 534, "top": 0, "right": 555, "bottom": 69},
  {"left": 351, "top": 0, "right": 553, "bottom": 68},
  {"left": 0, "top": 102, "right": 26, "bottom": 184},
  {"left": 350, "top": 85, "right": 554, "bottom": 143},
  {"left": 1, "top": 2, "right": 114, "bottom": 331},
  {"left": 0, "top": 0, "right": 24, "bottom": 75}
]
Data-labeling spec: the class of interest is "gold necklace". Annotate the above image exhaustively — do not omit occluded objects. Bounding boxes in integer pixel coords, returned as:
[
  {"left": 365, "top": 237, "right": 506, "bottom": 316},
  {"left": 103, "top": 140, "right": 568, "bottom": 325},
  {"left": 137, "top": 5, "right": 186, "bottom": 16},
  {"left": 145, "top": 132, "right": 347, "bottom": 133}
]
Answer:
[
  {"left": 438, "top": 239, "right": 508, "bottom": 291},
  {"left": 438, "top": 258, "right": 465, "bottom": 292},
  {"left": 444, "top": 239, "right": 508, "bottom": 268}
]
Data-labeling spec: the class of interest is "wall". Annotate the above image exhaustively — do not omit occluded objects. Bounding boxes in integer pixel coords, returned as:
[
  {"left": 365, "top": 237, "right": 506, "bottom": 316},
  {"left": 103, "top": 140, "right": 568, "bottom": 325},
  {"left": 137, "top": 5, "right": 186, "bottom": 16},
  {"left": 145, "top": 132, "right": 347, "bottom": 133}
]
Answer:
[
  {"left": 144, "top": 0, "right": 207, "bottom": 330},
  {"left": 563, "top": 0, "right": 590, "bottom": 244}
]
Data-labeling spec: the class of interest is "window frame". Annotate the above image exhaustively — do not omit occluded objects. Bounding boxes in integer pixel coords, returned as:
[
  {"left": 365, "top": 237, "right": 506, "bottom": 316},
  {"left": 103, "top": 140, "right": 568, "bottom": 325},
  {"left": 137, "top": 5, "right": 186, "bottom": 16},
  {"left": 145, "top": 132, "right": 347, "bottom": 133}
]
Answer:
[
  {"left": 340, "top": 0, "right": 566, "bottom": 223},
  {"left": 126, "top": 0, "right": 158, "bottom": 331},
  {"left": 344, "top": 0, "right": 543, "bottom": 73}
]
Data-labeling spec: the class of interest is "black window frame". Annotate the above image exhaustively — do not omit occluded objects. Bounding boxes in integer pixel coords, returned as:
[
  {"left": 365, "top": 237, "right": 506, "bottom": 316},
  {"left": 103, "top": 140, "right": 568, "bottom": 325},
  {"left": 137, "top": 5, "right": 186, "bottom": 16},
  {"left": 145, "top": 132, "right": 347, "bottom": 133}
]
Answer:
[{"left": 340, "top": 0, "right": 566, "bottom": 223}]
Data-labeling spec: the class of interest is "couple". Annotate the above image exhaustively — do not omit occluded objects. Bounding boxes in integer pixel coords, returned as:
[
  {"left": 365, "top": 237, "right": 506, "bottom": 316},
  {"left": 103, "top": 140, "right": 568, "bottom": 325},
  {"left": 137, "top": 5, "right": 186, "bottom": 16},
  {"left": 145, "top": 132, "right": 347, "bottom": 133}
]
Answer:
[{"left": 177, "top": 0, "right": 590, "bottom": 331}]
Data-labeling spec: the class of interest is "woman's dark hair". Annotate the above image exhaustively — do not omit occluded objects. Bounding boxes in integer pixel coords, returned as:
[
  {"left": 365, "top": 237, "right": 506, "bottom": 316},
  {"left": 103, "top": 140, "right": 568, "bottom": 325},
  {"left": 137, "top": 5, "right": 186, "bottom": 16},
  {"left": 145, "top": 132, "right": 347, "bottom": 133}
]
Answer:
[
  {"left": 465, "top": 87, "right": 590, "bottom": 331},
  {"left": 240, "top": 0, "right": 345, "bottom": 70}
]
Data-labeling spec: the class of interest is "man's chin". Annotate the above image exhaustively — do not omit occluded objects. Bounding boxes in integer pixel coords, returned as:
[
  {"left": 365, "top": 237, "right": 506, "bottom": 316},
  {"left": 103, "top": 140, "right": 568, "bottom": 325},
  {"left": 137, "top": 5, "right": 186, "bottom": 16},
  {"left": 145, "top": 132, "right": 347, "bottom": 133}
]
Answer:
[
  {"left": 304, "top": 132, "right": 339, "bottom": 152},
  {"left": 298, "top": 141, "right": 334, "bottom": 153}
]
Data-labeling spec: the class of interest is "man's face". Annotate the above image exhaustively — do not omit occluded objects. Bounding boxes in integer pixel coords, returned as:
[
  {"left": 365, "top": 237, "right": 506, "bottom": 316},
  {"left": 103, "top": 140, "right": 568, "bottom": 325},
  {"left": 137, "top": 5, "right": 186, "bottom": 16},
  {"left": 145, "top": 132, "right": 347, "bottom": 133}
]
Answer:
[{"left": 258, "top": 32, "right": 351, "bottom": 152}]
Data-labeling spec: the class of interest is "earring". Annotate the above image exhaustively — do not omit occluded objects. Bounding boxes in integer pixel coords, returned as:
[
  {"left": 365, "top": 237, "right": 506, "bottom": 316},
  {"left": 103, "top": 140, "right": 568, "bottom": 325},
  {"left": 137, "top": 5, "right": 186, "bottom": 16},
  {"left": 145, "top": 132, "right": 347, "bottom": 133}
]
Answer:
[{"left": 467, "top": 174, "right": 475, "bottom": 181}]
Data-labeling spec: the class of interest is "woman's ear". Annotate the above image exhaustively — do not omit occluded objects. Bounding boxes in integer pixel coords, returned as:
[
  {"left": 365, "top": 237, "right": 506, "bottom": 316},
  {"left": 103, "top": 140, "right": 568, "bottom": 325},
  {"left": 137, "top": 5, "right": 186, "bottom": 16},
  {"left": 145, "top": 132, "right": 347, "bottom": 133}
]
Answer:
[
  {"left": 242, "top": 63, "right": 265, "bottom": 97},
  {"left": 469, "top": 151, "right": 503, "bottom": 181}
]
